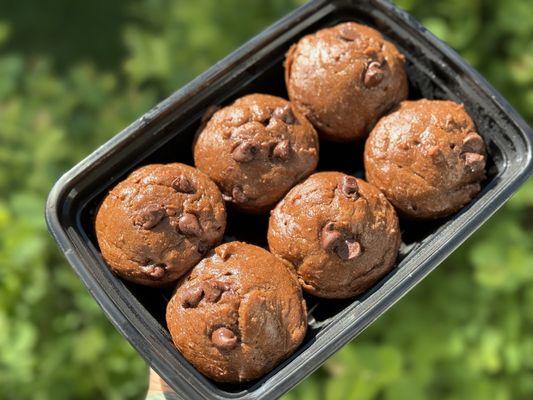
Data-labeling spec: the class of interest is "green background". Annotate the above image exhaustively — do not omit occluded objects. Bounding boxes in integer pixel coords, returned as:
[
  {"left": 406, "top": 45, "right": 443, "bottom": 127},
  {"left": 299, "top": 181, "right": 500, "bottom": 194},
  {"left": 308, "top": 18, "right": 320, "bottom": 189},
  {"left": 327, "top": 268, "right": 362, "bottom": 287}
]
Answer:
[{"left": 0, "top": 0, "right": 531, "bottom": 399}]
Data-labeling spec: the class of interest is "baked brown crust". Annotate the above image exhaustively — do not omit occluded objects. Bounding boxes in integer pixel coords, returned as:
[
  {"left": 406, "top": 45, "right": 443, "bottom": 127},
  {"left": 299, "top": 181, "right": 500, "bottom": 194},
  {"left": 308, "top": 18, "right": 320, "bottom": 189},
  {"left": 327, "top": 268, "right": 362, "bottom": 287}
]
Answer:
[
  {"left": 95, "top": 163, "right": 226, "bottom": 286},
  {"left": 364, "top": 99, "right": 486, "bottom": 219},
  {"left": 268, "top": 172, "right": 401, "bottom": 299},
  {"left": 193, "top": 94, "right": 319, "bottom": 213},
  {"left": 166, "top": 242, "right": 307, "bottom": 382},
  {"left": 285, "top": 22, "right": 408, "bottom": 142}
]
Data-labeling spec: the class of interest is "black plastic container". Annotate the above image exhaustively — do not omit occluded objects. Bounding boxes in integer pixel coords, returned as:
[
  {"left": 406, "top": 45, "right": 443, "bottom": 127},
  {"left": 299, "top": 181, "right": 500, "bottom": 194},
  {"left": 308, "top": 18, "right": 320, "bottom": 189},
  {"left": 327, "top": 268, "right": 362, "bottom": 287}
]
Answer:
[{"left": 46, "top": 0, "right": 532, "bottom": 399}]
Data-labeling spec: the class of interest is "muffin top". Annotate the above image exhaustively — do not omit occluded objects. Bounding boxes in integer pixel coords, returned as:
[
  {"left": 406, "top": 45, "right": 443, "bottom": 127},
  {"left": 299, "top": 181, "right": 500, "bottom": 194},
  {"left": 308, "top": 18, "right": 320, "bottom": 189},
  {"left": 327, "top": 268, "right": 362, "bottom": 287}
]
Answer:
[
  {"left": 166, "top": 242, "right": 307, "bottom": 382},
  {"left": 285, "top": 21, "right": 408, "bottom": 142},
  {"left": 364, "top": 99, "right": 486, "bottom": 219},
  {"left": 95, "top": 163, "right": 226, "bottom": 286},
  {"left": 268, "top": 172, "right": 400, "bottom": 299},
  {"left": 194, "top": 93, "right": 319, "bottom": 213}
]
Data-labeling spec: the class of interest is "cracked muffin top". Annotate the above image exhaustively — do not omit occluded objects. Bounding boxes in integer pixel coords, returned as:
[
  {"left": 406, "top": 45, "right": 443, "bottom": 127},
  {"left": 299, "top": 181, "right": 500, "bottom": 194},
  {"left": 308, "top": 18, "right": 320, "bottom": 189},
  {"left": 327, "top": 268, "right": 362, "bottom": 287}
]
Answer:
[
  {"left": 268, "top": 172, "right": 400, "bottom": 299},
  {"left": 166, "top": 242, "right": 307, "bottom": 382},
  {"left": 94, "top": 163, "right": 226, "bottom": 287},
  {"left": 285, "top": 21, "right": 408, "bottom": 142},
  {"left": 364, "top": 99, "right": 486, "bottom": 219},
  {"left": 193, "top": 93, "right": 319, "bottom": 213}
]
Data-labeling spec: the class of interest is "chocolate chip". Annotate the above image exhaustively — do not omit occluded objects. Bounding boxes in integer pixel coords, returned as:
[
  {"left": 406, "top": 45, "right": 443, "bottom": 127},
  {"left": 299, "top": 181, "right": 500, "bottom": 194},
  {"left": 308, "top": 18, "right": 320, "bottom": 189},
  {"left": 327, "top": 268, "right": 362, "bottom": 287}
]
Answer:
[
  {"left": 272, "top": 105, "right": 296, "bottom": 124},
  {"left": 178, "top": 213, "right": 202, "bottom": 236},
  {"left": 321, "top": 223, "right": 362, "bottom": 261},
  {"left": 171, "top": 175, "right": 195, "bottom": 194},
  {"left": 133, "top": 206, "right": 165, "bottom": 229},
  {"left": 182, "top": 284, "right": 204, "bottom": 308},
  {"left": 462, "top": 133, "right": 484, "bottom": 153},
  {"left": 140, "top": 263, "right": 166, "bottom": 279},
  {"left": 211, "top": 327, "right": 238, "bottom": 350},
  {"left": 321, "top": 223, "right": 344, "bottom": 252},
  {"left": 338, "top": 25, "right": 359, "bottom": 41},
  {"left": 203, "top": 285, "right": 222, "bottom": 303},
  {"left": 232, "top": 186, "right": 247, "bottom": 203},
  {"left": 338, "top": 175, "right": 359, "bottom": 199},
  {"left": 335, "top": 239, "right": 362, "bottom": 261},
  {"left": 463, "top": 152, "right": 485, "bottom": 173},
  {"left": 203, "top": 281, "right": 230, "bottom": 303},
  {"left": 364, "top": 61, "right": 385, "bottom": 88},
  {"left": 272, "top": 140, "right": 291, "bottom": 161},
  {"left": 232, "top": 141, "right": 259, "bottom": 163}
]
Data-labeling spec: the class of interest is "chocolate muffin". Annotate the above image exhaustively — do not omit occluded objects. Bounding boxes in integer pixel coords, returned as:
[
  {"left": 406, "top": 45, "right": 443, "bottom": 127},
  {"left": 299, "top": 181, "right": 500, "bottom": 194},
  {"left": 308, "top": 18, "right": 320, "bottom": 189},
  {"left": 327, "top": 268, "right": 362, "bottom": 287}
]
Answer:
[
  {"left": 95, "top": 163, "right": 226, "bottom": 287},
  {"left": 285, "top": 22, "right": 408, "bottom": 142},
  {"left": 268, "top": 172, "right": 400, "bottom": 299},
  {"left": 193, "top": 94, "right": 319, "bottom": 213},
  {"left": 166, "top": 242, "right": 307, "bottom": 382},
  {"left": 364, "top": 99, "right": 486, "bottom": 219}
]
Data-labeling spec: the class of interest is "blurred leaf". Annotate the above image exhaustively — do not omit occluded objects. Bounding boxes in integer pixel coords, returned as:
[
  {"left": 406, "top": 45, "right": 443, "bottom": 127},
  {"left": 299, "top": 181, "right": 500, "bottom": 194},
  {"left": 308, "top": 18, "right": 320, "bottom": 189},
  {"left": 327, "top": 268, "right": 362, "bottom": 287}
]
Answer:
[
  {"left": 1, "top": 1, "right": 532, "bottom": 399},
  {"left": 0, "top": 21, "right": 10, "bottom": 45}
]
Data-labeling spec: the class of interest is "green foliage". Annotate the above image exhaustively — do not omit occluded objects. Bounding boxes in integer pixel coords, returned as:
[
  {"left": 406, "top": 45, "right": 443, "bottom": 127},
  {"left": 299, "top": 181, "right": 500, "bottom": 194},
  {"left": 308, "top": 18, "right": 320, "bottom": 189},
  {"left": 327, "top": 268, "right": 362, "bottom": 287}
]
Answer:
[
  {"left": 0, "top": 53, "right": 155, "bottom": 400},
  {"left": 0, "top": 0, "right": 531, "bottom": 399}
]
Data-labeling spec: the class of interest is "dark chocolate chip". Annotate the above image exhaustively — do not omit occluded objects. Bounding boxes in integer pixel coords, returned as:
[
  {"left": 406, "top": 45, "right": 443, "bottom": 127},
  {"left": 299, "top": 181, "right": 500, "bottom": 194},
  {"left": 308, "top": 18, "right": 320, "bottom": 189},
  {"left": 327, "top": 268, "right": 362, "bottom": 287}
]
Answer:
[
  {"left": 178, "top": 213, "right": 203, "bottom": 236},
  {"left": 133, "top": 206, "right": 165, "bottom": 229},
  {"left": 171, "top": 175, "right": 195, "bottom": 194},
  {"left": 338, "top": 175, "right": 359, "bottom": 199},
  {"left": 321, "top": 223, "right": 343, "bottom": 252},
  {"left": 272, "top": 140, "right": 291, "bottom": 161},
  {"left": 203, "top": 281, "right": 230, "bottom": 303},
  {"left": 232, "top": 186, "right": 247, "bottom": 203},
  {"left": 321, "top": 223, "right": 362, "bottom": 261},
  {"left": 182, "top": 284, "right": 204, "bottom": 308},
  {"left": 463, "top": 152, "right": 485, "bottom": 173},
  {"left": 203, "top": 285, "right": 222, "bottom": 303},
  {"left": 232, "top": 141, "right": 259, "bottom": 163},
  {"left": 211, "top": 327, "right": 238, "bottom": 350},
  {"left": 364, "top": 61, "right": 385, "bottom": 88},
  {"left": 462, "top": 133, "right": 484, "bottom": 153},
  {"left": 272, "top": 105, "right": 296, "bottom": 124},
  {"left": 335, "top": 239, "right": 362, "bottom": 261},
  {"left": 338, "top": 25, "right": 360, "bottom": 41},
  {"left": 140, "top": 263, "right": 166, "bottom": 279}
]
